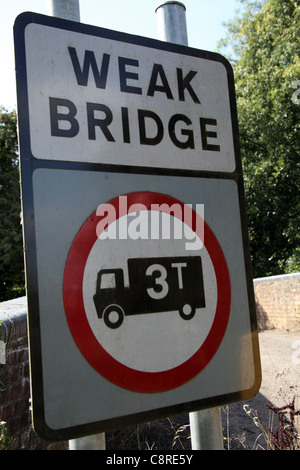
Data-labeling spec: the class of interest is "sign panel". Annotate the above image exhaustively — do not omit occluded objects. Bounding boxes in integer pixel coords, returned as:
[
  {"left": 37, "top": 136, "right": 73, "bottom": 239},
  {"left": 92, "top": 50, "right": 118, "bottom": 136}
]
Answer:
[
  {"left": 18, "top": 13, "right": 237, "bottom": 172},
  {"left": 14, "top": 12, "right": 261, "bottom": 442}
]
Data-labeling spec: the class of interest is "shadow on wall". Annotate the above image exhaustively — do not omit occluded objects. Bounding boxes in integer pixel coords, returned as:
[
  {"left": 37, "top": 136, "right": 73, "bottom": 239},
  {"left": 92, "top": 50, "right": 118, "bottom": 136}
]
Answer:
[
  {"left": 254, "top": 273, "right": 300, "bottom": 331},
  {"left": 255, "top": 298, "right": 274, "bottom": 331}
]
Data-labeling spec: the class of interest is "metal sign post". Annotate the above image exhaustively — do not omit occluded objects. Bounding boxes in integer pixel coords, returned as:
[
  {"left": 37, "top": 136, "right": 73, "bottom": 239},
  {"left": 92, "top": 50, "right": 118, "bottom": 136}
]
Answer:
[
  {"left": 47, "top": 0, "right": 80, "bottom": 21},
  {"left": 46, "top": 0, "right": 105, "bottom": 451},
  {"left": 155, "top": 1, "right": 188, "bottom": 45},
  {"left": 155, "top": 1, "right": 224, "bottom": 450}
]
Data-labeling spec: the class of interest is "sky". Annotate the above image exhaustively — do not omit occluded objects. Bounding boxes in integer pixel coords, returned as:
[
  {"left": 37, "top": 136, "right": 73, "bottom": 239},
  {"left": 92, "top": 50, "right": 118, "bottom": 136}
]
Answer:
[{"left": 0, "top": 0, "right": 242, "bottom": 110}]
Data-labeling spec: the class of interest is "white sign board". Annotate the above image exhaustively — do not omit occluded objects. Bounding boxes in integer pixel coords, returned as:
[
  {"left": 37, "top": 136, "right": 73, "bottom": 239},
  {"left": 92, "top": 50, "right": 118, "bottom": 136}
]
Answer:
[
  {"left": 22, "top": 15, "right": 236, "bottom": 172},
  {"left": 14, "top": 13, "right": 261, "bottom": 442}
]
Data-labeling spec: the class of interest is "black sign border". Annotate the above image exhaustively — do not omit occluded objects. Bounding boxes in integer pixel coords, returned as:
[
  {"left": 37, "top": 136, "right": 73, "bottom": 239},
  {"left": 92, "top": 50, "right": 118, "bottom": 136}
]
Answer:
[{"left": 14, "top": 12, "right": 261, "bottom": 442}]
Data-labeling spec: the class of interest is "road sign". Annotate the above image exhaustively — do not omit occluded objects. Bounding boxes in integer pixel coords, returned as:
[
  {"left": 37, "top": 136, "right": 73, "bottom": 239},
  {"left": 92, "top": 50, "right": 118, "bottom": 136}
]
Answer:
[
  {"left": 63, "top": 191, "right": 231, "bottom": 394},
  {"left": 14, "top": 12, "right": 261, "bottom": 441}
]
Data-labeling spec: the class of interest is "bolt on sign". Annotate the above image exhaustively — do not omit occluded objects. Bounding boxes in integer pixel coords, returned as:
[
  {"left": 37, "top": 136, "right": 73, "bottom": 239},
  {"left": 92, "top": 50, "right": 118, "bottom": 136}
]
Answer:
[{"left": 14, "top": 12, "right": 261, "bottom": 441}]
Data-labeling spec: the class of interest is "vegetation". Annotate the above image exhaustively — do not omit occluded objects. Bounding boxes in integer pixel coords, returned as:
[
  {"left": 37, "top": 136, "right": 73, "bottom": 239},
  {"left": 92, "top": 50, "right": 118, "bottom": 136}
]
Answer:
[
  {"left": 105, "top": 400, "right": 300, "bottom": 450},
  {"left": 0, "top": 107, "right": 24, "bottom": 301},
  {"left": 0, "top": 421, "right": 13, "bottom": 450},
  {"left": 219, "top": 0, "right": 300, "bottom": 277}
]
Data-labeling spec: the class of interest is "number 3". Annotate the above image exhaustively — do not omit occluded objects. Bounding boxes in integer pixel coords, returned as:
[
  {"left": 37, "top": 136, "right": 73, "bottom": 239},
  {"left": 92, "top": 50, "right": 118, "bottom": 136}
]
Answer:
[{"left": 146, "top": 264, "right": 169, "bottom": 299}]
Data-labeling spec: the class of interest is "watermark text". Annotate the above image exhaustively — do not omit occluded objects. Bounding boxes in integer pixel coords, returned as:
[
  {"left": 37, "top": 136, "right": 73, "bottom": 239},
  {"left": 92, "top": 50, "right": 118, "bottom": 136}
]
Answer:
[
  {"left": 96, "top": 196, "right": 204, "bottom": 251},
  {"left": 291, "top": 80, "right": 300, "bottom": 105}
]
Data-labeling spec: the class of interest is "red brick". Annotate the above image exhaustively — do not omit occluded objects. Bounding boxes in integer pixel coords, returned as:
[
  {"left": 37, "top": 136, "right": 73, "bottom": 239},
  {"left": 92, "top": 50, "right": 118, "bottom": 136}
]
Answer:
[{"left": 1, "top": 403, "right": 14, "bottom": 421}]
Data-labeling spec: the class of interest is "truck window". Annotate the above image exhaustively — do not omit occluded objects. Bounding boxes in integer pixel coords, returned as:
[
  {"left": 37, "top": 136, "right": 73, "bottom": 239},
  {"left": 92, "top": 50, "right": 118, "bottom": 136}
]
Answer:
[{"left": 100, "top": 273, "right": 116, "bottom": 289}]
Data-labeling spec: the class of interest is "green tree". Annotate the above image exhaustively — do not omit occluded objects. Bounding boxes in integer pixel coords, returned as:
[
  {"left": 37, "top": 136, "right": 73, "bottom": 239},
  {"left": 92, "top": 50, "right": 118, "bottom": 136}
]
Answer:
[
  {"left": 219, "top": 0, "right": 300, "bottom": 277},
  {"left": 0, "top": 107, "right": 25, "bottom": 301}
]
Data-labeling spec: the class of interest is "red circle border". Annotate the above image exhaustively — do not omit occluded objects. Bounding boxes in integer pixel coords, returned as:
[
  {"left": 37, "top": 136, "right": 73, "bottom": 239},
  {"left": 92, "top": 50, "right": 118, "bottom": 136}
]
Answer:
[{"left": 63, "top": 192, "right": 231, "bottom": 393}]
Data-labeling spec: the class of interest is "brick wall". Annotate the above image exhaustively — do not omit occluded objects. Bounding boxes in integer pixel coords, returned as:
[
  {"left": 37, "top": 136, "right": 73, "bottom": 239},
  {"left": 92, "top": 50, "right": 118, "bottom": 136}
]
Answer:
[
  {"left": 0, "top": 297, "right": 67, "bottom": 450},
  {"left": 254, "top": 273, "right": 300, "bottom": 331}
]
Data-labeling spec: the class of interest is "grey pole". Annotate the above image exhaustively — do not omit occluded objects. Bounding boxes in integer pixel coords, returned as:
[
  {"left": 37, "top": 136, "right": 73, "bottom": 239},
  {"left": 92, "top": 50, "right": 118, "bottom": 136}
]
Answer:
[
  {"left": 46, "top": 0, "right": 104, "bottom": 450},
  {"left": 189, "top": 408, "right": 224, "bottom": 450},
  {"left": 68, "top": 433, "right": 106, "bottom": 450},
  {"left": 155, "top": 2, "right": 224, "bottom": 451},
  {"left": 155, "top": 1, "right": 188, "bottom": 45},
  {"left": 47, "top": 0, "right": 80, "bottom": 21}
]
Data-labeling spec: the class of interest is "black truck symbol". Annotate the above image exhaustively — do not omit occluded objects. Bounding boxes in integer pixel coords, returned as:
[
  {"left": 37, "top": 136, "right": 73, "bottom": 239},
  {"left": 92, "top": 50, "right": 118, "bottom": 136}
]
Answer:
[{"left": 93, "top": 256, "right": 205, "bottom": 329}]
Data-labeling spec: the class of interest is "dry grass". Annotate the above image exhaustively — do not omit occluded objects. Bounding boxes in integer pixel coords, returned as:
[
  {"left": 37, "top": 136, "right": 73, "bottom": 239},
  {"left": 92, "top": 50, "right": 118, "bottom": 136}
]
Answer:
[
  {"left": 106, "top": 415, "right": 191, "bottom": 450},
  {"left": 105, "top": 396, "right": 300, "bottom": 451},
  {"left": 223, "top": 397, "right": 300, "bottom": 450}
]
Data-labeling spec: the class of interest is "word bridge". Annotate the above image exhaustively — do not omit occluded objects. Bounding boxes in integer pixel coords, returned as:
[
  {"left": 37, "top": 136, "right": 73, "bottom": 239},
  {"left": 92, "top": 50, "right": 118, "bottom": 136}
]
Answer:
[{"left": 49, "top": 47, "right": 221, "bottom": 152}]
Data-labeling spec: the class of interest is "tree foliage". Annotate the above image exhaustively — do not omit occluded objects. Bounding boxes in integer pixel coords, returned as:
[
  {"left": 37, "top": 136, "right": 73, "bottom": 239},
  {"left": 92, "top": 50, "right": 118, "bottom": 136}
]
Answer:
[
  {"left": 219, "top": 0, "right": 300, "bottom": 277},
  {"left": 0, "top": 107, "right": 24, "bottom": 300}
]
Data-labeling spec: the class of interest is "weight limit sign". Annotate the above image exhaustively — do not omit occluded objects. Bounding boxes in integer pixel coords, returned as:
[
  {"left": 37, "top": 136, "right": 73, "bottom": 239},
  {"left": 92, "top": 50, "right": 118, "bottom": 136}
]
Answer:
[{"left": 63, "top": 192, "right": 231, "bottom": 393}]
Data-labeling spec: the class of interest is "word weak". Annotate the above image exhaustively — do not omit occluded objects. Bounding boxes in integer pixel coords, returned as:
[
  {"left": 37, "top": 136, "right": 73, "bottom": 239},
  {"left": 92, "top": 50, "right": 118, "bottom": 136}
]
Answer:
[{"left": 48, "top": 47, "right": 221, "bottom": 152}]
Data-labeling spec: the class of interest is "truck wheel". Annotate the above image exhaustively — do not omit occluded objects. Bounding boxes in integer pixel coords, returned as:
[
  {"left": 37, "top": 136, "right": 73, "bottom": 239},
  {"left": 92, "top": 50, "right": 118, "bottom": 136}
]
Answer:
[
  {"left": 103, "top": 305, "right": 124, "bottom": 329},
  {"left": 179, "top": 304, "right": 195, "bottom": 320}
]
